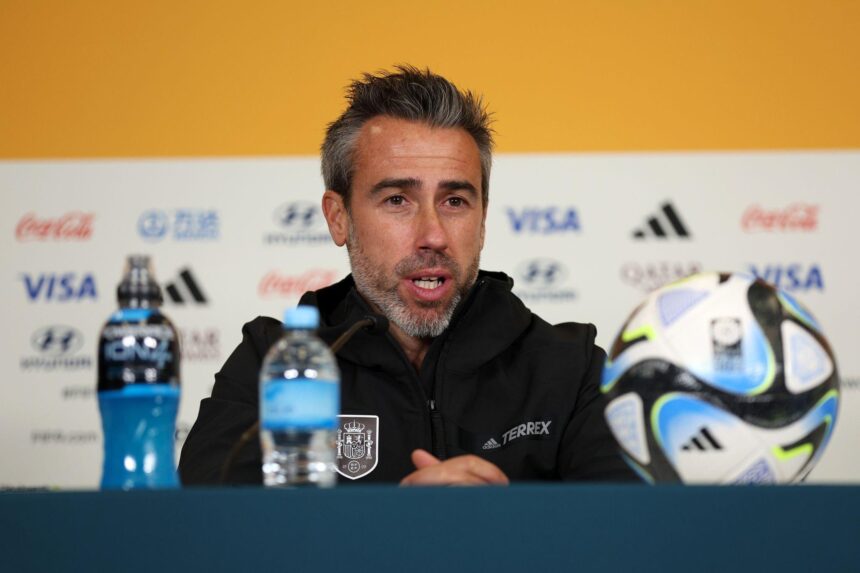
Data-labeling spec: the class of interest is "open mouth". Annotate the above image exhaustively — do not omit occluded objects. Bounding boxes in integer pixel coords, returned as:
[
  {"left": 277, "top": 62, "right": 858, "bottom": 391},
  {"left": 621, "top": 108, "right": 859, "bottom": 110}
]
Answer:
[{"left": 412, "top": 277, "right": 445, "bottom": 290}]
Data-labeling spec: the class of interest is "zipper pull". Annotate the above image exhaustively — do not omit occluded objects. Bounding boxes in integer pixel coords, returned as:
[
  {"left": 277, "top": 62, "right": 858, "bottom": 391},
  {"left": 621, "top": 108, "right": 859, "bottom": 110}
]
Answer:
[{"left": 427, "top": 399, "right": 446, "bottom": 459}]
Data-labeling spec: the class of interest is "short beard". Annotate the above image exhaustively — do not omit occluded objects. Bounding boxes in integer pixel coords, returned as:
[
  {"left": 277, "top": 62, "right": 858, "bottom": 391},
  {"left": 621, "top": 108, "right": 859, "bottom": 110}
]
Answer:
[{"left": 347, "top": 225, "right": 479, "bottom": 339}]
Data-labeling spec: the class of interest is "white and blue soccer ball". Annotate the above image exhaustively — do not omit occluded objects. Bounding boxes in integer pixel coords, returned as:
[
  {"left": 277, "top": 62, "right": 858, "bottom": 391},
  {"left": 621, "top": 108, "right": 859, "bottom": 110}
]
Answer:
[{"left": 601, "top": 272, "right": 840, "bottom": 484}]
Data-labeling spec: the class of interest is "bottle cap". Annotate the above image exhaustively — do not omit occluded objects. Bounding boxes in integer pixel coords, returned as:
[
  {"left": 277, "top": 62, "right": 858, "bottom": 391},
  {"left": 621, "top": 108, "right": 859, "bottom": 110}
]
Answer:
[
  {"left": 117, "top": 255, "right": 163, "bottom": 308},
  {"left": 283, "top": 305, "right": 320, "bottom": 329}
]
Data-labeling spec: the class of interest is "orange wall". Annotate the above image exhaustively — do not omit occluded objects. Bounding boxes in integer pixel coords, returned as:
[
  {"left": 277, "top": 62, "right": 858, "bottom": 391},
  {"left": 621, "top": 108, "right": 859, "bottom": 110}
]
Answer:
[{"left": 1, "top": 0, "right": 858, "bottom": 158}]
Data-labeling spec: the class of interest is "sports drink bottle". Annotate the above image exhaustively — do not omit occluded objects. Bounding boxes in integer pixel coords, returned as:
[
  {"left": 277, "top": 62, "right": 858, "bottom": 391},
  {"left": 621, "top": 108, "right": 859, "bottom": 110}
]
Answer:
[{"left": 98, "top": 255, "right": 180, "bottom": 489}]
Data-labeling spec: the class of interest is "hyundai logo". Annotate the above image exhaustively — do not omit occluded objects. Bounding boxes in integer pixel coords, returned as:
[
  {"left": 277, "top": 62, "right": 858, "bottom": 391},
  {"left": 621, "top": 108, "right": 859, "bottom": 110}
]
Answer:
[
  {"left": 31, "top": 326, "right": 84, "bottom": 356},
  {"left": 516, "top": 259, "right": 568, "bottom": 289},
  {"left": 274, "top": 201, "right": 323, "bottom": 230}
]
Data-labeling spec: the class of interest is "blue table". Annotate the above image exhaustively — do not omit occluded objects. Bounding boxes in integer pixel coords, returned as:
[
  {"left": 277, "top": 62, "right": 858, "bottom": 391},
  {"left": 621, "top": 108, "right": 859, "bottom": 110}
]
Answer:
[{"left": 2, "top": 485, "right": 857, "bottom": 572}]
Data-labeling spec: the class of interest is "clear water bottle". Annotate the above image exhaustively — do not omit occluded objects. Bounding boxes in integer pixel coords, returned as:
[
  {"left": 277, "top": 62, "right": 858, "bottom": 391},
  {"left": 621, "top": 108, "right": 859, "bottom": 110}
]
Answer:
[
  {"left": 260, "top": 305, "right": 339, "bottom": 487},
  {"left": 97, "top": 255, "right": 180, "bottom": 489}
]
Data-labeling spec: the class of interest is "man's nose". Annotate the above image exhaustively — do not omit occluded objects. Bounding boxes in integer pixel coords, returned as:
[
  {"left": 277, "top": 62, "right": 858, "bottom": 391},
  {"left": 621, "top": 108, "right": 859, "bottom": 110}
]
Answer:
[{"left": 414, "top": 205, "right": 448, "bottom": 251}]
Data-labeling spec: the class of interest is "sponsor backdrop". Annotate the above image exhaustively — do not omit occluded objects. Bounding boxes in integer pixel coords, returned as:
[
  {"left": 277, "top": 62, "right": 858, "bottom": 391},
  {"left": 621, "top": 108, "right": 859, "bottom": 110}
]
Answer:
[
  {"left": 1, "top": 2, "right": 859, "bottom": 487},
  {"left": 3, "top": 154, "right": 858, "bottom": 487}
]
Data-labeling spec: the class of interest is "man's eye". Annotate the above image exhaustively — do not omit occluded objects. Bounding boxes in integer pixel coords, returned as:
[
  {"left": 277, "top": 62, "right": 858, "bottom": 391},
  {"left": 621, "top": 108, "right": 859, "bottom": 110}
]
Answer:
[
  {"left": 386, "top": 195, "right": 405, "bottom": 206},
  {"left": 446, "top": 197, "right": 464, "bottom": 207}
]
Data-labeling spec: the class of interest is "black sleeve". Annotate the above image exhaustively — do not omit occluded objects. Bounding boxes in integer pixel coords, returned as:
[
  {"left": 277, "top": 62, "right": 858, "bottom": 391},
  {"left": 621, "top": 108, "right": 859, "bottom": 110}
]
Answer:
[
  {"left": 178, "top": 317, "right": 280, "bottom": 486},
  {"left": 557, "top": 324, "right": 641, "bottom": 482}
]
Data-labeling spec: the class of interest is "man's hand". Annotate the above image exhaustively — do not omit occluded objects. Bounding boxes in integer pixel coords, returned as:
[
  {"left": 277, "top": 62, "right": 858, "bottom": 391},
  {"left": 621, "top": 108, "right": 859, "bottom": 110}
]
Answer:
[{"left": 399, "top": 449, "right": 510, "bottom": 486}]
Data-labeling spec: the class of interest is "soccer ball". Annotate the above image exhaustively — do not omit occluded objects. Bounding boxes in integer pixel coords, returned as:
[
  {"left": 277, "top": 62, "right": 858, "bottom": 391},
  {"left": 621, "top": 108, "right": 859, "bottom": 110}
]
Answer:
[{"left": 601, "top": 272, "right": 839, "bottom": 484}]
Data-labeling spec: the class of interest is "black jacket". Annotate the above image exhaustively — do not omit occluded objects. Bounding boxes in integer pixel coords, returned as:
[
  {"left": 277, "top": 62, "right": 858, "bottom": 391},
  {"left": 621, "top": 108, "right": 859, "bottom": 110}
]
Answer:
[{"left": 179, "top": 272, "right": 635, "bottom": 484}]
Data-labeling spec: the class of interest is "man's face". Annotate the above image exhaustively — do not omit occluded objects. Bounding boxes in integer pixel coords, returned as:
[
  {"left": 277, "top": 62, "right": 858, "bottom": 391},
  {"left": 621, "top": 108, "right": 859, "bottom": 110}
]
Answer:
[{"left": 323, "top": 116, "right": 486, "bottom": 338}]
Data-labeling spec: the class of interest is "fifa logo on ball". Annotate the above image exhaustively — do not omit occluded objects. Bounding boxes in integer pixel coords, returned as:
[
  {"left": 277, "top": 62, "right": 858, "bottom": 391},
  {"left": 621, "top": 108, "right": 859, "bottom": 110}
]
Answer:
[
  {"left": 601, "top": 272, "right": 840, "bottom": 484},
  {"left": 711, "top": 318, "right": 743, "bottom": 372}
]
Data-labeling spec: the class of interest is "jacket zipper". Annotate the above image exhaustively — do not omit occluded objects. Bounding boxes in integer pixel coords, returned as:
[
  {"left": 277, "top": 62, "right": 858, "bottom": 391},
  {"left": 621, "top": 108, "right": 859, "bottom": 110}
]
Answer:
[
  {"left": 398, "top": 353, "right": 444, "bottom": 460},
  {"left": 428, "top": 398, "right": 446, "bottom": 460},
  {"left": 390, "top": 345, "right": 436, "bottom": 461},
  {"left": 428, "top": 277, "right": 484, "bottom": 461},
  {"left": 397, "top": 277, "right": 486, "bottom": 463}
]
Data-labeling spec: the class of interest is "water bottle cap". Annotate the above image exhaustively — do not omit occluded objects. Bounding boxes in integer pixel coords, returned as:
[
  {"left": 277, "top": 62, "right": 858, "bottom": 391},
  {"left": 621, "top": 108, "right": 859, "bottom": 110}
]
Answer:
[{"left": 283, "top": 305, "right": 320, "bottom": 329}]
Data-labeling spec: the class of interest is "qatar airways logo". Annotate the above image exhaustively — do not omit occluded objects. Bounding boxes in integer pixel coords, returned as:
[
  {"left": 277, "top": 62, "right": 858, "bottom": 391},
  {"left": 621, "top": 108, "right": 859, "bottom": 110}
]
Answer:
[
  {"left": 15, "top": 212, "right": 94, "bottom": 241},
  {"left": 258, "top": 269, "right": 339, "bottom": 298},
  {"left": 741, "top": 203, "right": 819, "bottom": 232},
  {"left": 621, "top": 261, "right": 702, "bottom": 293}
]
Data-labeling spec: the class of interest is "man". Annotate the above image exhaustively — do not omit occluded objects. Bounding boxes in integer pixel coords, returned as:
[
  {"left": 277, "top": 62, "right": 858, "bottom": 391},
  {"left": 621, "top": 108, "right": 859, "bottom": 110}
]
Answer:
[{"left": 179, "top": 65, "right": 634, "bottom": 485}]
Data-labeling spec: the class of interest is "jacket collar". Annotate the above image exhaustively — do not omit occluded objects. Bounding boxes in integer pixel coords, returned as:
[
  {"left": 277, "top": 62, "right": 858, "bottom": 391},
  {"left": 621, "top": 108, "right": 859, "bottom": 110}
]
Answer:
[{"left": 298, "top": 271, "right": 533, "bottom": 373}]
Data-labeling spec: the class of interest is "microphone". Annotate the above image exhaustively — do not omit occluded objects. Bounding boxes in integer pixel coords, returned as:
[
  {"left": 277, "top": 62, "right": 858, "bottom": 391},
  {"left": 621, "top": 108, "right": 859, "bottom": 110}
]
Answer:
[
  {"left": 330, "top": 313, "right": 389, "bottom": 353},
  {"left": 219, "top": 313, "right": 389, "bottom": 484},
  {"left": 364, "top": 313, "right": 390, "bottom": 336}
]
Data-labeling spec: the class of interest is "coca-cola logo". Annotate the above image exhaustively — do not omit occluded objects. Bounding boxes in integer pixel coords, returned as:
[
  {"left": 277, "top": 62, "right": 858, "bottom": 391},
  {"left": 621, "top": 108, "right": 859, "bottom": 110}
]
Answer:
[
  {"left": 741, "top": 203, "right": 818, "bottom": 232},
  {"left": 258, "top": 269, "right": 339, "bottom": 298},
  {"left": 16, "top": 212, "right": 95, "bottom": 241}
]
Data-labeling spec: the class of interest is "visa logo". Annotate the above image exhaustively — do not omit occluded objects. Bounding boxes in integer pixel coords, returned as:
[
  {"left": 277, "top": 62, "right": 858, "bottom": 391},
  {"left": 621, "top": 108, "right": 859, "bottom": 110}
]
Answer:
[
  {"left": 748, "top": 264, "right": 824, "bottom": 292},
  {"left": 22, "top": 273, "right": 98, "bottom": 302},
  {"left": 506, "top": 207, "right": 580, "bottom": 234}
]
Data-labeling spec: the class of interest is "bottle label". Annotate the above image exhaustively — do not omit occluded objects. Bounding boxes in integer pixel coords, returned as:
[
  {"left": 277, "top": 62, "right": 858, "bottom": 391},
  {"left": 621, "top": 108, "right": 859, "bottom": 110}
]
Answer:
[
  {"left": 101, "top": 325, "right": 175, "bottom": 368},
  {"left": 261, "top": 378, "right": 338, "bottom": 430},
  {"left": 98, "top": 310, "right": 179, "bottom": 391}
]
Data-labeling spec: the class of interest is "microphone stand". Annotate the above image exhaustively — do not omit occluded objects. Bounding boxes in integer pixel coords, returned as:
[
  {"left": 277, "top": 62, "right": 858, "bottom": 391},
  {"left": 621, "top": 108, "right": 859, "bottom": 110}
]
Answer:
[{"left": 218, "top": 317, "right": 380, "bottom": 484}]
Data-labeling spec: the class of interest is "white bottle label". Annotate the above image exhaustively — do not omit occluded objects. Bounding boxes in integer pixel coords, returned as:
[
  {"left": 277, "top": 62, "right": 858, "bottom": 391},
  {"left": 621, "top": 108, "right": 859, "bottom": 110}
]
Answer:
[{"left": 261, "top": 378, "right": 338, "bottom": 430}]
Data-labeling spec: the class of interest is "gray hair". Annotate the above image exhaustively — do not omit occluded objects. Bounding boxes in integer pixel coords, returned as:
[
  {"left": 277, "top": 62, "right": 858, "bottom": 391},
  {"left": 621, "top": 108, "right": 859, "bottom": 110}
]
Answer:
[{"left": 321, "top": 65, "right": 494, "bottom": 208}]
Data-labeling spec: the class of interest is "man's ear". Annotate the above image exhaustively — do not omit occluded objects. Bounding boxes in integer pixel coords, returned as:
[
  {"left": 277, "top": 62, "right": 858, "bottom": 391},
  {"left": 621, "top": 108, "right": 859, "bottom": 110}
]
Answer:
[
  {"left": 322, "top": 190, "right": 349, "bottom": 246},
  {"left": 479, "top": 200, "right": 488, "bottom": 250},
  {"left": 479, "top": 221, "right": 485, "bottom": 251}
]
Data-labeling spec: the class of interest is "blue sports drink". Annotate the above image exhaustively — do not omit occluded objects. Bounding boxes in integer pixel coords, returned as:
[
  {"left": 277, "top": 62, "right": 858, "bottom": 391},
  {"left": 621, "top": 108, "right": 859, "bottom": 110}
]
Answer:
[
  {"left": 97, "top": 255, "right": 180, "bottom": 489},
  {"left": 260, "top": 306, "right": 340, "bottom": 487}
]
